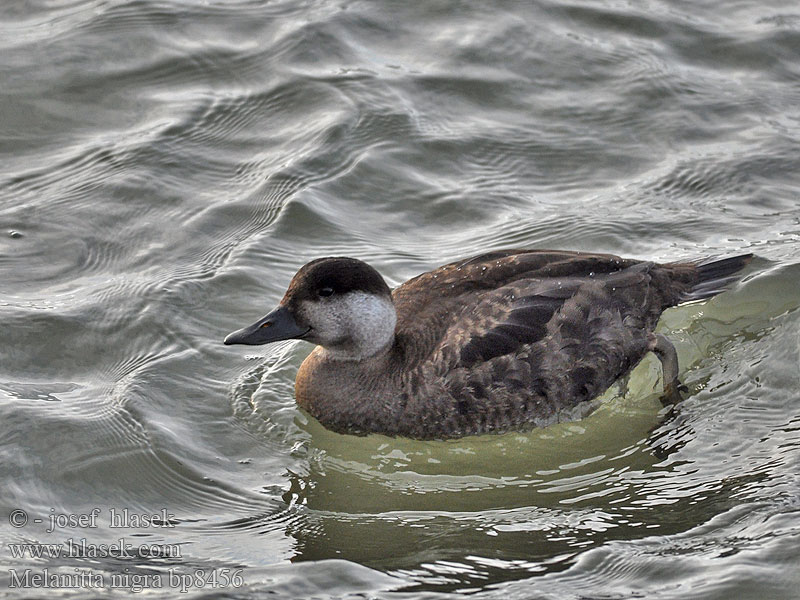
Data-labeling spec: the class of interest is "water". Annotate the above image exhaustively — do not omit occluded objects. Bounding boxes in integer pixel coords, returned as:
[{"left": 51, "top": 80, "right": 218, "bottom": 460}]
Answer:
[{"left": 1, "top": 0, "right": 799, "bottom": 598}]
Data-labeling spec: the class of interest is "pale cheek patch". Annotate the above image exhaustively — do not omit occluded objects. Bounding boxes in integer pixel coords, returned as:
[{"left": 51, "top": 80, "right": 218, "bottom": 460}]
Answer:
[{"left": 300, "top": 292, "right": 396, "bottom": 360}]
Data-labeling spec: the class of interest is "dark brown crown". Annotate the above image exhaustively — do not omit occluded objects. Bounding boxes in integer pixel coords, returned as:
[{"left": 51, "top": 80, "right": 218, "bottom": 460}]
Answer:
[{"left": 282, "top": 257, "right": 391, "bottom": 305}]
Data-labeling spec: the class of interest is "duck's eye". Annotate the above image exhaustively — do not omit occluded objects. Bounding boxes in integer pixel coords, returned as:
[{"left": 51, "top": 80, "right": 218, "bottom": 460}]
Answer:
[{"left": 318, "top": 287, "right": 334, "bottom": 298}]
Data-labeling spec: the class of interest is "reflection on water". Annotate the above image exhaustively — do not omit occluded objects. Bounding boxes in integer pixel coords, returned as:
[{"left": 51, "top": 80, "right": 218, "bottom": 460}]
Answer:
[{"left": 1, "top": 0, "right": 800, "bottom": 598}]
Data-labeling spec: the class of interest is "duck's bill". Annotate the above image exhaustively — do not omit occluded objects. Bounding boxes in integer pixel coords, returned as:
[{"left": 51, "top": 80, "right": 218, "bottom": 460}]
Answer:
[{"left": 223, "top": 305, "right": 309, "bottom": 346}]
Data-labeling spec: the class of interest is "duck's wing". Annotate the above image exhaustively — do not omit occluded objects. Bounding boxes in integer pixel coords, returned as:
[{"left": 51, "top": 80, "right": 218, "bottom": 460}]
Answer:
[
  {"left": 435, "top": 262, "right": 660, "bottom": 372},
  {"left": 392, "top": 249, "right": 645, "bottom": 366}
]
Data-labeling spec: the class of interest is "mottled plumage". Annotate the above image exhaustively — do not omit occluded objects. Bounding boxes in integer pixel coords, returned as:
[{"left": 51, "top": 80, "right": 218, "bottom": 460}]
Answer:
[{"left": 224, "top": 249, "right": 751, "bottom": 439}]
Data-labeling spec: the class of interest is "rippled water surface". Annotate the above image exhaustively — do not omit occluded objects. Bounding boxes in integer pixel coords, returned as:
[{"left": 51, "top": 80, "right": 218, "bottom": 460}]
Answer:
[{"left": 2, "top": 0, "right": 799, "bottom": 598}]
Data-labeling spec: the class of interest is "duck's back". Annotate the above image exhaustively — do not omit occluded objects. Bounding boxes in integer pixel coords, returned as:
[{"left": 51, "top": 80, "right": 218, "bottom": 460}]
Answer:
[{"left": 388, "top": 249, "right": 747, "bottom": 438}]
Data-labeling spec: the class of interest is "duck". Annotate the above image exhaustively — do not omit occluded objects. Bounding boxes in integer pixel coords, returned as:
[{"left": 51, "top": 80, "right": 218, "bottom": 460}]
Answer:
[{"left": 224, "top": 249, "right": 752, "bottom": 440}]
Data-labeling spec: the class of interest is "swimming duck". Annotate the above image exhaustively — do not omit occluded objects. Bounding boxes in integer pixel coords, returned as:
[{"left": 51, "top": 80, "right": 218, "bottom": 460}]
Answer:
[{"left": 224, "top": 249, "right": 751, "bottom": 439}]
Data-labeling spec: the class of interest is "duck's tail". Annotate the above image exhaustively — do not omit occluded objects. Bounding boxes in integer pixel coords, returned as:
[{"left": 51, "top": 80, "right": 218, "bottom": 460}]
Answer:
[{"left": 679, "top": 253, "right": 753, "bottom": 303}]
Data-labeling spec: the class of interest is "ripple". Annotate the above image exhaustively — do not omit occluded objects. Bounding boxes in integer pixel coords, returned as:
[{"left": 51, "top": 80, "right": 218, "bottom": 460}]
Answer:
[
  {"left": 0, "top": 381, "right": 82, "bottom": 403},
  {"left": 491, "top": 501, "right": 800, "bottom": 600},
  {"left": 0, "top": 0, "right": 107, "bottom": 48}
]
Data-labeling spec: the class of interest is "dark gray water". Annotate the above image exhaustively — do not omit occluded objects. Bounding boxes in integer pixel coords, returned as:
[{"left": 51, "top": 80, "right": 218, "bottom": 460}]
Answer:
[{"left": 2, "top": 1, "right": 799, "bottom": 598}]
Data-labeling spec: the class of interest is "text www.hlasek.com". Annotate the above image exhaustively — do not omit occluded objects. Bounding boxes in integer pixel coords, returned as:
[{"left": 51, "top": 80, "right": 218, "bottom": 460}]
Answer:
[{"left": 8, "top": 538, "right": 180, "bottom": 560}]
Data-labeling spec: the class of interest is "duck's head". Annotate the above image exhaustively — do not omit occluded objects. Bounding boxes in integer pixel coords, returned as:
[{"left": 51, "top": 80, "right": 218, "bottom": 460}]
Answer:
[{"left": 224, "top": 257, "right": 396, "bottom": 361}]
